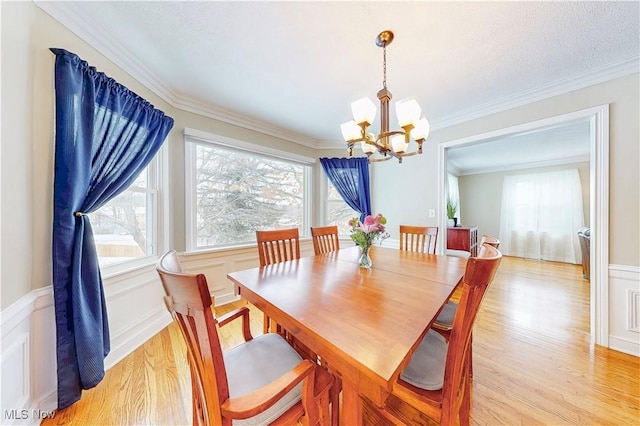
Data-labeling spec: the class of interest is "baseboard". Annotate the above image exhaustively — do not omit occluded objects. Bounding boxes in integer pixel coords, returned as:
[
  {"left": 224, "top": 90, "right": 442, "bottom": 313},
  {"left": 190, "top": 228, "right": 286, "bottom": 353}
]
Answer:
[{"left": 608, "top": 336, "right": 640, "bottom": 357}]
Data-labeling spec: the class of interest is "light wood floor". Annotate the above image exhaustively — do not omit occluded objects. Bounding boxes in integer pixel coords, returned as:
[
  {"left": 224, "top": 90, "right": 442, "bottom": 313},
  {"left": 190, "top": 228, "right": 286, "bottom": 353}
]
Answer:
[{"left": 42, "top": 256, "right": 640, "bottom": 425}]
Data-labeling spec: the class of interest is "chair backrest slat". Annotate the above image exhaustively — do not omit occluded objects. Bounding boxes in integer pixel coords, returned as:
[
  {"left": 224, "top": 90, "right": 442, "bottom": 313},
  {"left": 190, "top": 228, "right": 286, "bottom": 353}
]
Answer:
[
  {"left": 310, "top": 225, "right": 340, "bottom": 255},
  {"left": 256, "top": 228, "right": 301, "bottom": 267},
  {"left": 399, "top": 225, "right": 438, "bottom": 254}
]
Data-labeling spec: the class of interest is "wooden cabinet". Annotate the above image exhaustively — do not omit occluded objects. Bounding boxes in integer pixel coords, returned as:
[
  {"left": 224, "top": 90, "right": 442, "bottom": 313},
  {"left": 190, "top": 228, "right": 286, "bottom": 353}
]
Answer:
[{"left": 447, "top": 227, "right": 478, "bottom": 257}]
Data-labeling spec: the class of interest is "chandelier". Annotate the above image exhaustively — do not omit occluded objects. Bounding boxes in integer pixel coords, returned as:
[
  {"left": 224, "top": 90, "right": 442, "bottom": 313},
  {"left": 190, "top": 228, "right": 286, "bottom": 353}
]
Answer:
[{"left": 341, "top": 30, "right": 430, "bottom": 163}]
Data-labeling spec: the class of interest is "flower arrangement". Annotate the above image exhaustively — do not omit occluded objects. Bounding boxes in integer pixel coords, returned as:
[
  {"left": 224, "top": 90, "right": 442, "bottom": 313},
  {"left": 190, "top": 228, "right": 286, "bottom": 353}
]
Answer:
[
  {"left": 349, "top": 213, "right": 389, "bottom": 268},
  {"left": 348, "top": 213, "right": 389, "bottom": 247}
]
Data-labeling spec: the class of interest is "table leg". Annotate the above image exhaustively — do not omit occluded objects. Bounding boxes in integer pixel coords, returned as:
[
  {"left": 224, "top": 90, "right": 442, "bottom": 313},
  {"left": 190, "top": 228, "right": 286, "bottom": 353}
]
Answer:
[{"left": 340, "top": 380, "right": 363, "bottom": 425}]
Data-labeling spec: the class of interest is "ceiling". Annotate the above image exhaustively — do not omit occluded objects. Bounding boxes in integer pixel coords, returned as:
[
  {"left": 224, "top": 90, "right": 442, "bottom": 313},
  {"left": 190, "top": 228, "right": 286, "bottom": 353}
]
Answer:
[
  {"left": 37, "top": 1, "right": 639, "bottom": 171},
  {"left": 447, "top": 118, "right": 592, "bottom": 175}
]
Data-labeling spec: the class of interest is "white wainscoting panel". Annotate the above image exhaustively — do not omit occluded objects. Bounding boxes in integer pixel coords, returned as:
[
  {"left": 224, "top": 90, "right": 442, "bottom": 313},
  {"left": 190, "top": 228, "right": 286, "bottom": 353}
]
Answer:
[
  {"left": 102, "top": 265, "right": 171, "bottom": 369},
  {"left": 29, "top": 288, "right": 57, "bottom": 413},
  {"left": 608, "top": 264, "right": 640, "bottom": 356}
]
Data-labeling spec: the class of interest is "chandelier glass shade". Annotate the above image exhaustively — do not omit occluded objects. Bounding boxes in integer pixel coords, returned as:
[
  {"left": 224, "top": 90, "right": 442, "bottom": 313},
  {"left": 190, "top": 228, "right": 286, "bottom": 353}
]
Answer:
[{"left": 341, "top": 30, "right": 430, "bottom": 163}]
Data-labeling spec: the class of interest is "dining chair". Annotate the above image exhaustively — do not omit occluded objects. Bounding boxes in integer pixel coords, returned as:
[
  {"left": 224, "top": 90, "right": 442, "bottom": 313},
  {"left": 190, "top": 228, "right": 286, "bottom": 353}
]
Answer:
[
  {"left": 156, "top": 250, "right": 333, "bottom": 426},
  {"left": 435, "top": 234, "right": 500, "bottom": 331},
  {"left": 255, "top": 230, "right": 341, "bottom": 425},
  {"left": 480, "top": 234, "right": 501, "bottom": 249},
  {"left": 255, "top": 228, "right": 301, "bottom": 336},
  {"left": 399, "top": 225, "right": 438, "bottom": 254},
  {"left": 256, "top": 228, "right": 301, "bottom": 268},
  {"left": 370, "top": 243, "right": 502, "bottom": 426},
  {"left": 310, "top": 225, "right": 340, "bottom": 255}
]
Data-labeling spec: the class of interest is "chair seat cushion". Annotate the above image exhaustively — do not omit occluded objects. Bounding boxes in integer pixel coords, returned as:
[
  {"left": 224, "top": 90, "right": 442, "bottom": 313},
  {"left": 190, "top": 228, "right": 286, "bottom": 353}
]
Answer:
[
  {"left": 446, "top": 249, "right": 471, "bottom": 258},
  {"left": 433, "top": 300, "right": 457, "bottom": 329},
  {"left": 224, "top": 333, "right": 303, "bottom": 425},
  {"left": 400, "top": 329, "right": 448, "bottom": 391}
]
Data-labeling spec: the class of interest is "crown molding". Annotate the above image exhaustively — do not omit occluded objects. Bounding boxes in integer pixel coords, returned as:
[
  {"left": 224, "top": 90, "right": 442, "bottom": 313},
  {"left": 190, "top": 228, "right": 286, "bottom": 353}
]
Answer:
[
  {"left": 36, "top": 1, "right": 638, "bottom": 148},
  {"left": 36, "top": 1, "right": 178, "bottom": 106},
  {"left": 455, "top": 154, "right": 591, "bottom": 176},
  {"left": 429, "top": 57, "right": 639, "bottom": 131},
  {"left": 172, "top": 95, "right": 320, "bottom": 148}
]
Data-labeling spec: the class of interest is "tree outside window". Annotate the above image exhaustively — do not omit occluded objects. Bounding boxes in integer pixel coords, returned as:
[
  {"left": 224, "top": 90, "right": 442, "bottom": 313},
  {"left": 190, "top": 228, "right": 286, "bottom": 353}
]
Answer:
[{"left": 189, "top": 143, "right": 310, "bottom": 249}]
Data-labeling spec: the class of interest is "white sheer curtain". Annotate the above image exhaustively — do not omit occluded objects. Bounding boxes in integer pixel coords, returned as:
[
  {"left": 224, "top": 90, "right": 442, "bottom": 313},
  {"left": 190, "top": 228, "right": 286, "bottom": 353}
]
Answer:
[
  {"left": 447, "top": 173, "right": 461, "bottom": 224},
  {"left": 499, "top": 169, "right": 584, "bottom": 263}
]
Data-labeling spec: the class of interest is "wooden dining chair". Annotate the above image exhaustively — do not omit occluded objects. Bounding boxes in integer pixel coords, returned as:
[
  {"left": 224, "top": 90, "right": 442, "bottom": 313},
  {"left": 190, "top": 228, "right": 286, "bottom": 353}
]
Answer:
[
  {"left": 480, "top": 234, "right": 501, "bottom": 249},
  {"left": 310, "top": 225, "right": 340, "bottom": 255},
  {"left": 370, "top": 244, "right": 502, "bottom": 426},
  {"left": 399, "top": 225, "right": 438, "bottom": 254},
  {"left": 256, "top": 228, "right": 301, "bottom": 268},
  {"left": 156, "top": 250, "right": 333, "bottom": 426},
  {"left": 433, "top": 238, "right": 502, "bottom": 381},
  {"left": 435, "top": 234, "right": 500, "bottom": 331},
  {"left": 255, "top": 228, "right": 301, "bottom": 335},
  {"left": 255, "top": 230, "right": 341, "bottom": 425}
]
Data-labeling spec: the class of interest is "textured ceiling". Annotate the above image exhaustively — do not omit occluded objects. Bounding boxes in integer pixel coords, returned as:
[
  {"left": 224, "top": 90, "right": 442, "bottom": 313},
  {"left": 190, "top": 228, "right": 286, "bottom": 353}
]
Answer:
[{"left": 37, "top": 1, "right": 639, "bottom": 170}]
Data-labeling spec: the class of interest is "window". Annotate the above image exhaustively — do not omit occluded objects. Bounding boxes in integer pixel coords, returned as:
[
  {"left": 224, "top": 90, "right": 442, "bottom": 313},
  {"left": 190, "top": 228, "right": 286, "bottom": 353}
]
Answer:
[
  {"left": 185, "top": 132, "right": 313, "bottom": 250},
  {"left": 89, "top": 162, "right": 159, "bottom": 267},
  {"left": 327, "top": 180, "right": 358, "bottom": 234},
  {"left": 499, "top": 169, "right": 584, "bottom": 263}
]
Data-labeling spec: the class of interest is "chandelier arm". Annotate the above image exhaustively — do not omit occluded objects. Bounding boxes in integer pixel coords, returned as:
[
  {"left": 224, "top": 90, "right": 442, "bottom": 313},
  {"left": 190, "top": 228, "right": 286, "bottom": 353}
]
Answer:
[
  {"left": 396, "top": 150, "right": 420, "bottom": 158},
  {"left": 368, "top": 155, "right": 393, "bottom": 163},
  {"left": 375, "top": 130, "right": 406, "bottom": 144}
]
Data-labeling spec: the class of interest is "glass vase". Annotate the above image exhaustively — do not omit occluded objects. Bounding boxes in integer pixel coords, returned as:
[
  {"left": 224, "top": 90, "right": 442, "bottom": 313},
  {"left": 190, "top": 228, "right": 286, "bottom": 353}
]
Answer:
[{"left": 358, "top": 245, "right": 373, "bottom": 269}]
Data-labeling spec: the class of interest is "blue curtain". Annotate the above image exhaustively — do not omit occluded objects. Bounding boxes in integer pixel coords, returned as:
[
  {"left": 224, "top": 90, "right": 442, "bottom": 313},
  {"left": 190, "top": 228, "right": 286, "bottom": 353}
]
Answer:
[
  {"left": 50, "top": 48, "right": 174, "bottom": 409},
  {"left": 319, "top": 157, "right": 371, "bottom": 221}
]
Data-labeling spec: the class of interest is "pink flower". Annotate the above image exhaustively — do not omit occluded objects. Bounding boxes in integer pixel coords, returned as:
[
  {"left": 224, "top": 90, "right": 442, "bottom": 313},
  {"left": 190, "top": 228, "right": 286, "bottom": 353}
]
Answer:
[{"left": 363, "top": 215, "right": 376, "bottom": 226}]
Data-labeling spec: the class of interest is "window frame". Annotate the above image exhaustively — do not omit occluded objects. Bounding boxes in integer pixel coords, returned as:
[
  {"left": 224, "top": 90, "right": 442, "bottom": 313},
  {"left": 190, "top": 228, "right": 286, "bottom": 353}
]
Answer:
[
  {"left": 90, "top": 144, "right": 165, "bottom": 276},
  {"left": 184, "top": 128, "right": 315, "bottom": 253}
]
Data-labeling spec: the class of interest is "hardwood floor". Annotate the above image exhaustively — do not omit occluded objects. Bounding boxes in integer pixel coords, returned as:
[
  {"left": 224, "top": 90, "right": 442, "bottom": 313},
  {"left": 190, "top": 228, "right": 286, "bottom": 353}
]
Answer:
[{"left": 42, "top": 256, "right": 640, "bottom": 425}]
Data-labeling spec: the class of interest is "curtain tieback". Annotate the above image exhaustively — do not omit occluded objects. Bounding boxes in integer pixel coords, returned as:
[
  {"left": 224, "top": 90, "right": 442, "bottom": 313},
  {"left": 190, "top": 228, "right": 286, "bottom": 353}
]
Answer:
[{"left": 75, "top": 212, "right": 86, "bottom": 217}]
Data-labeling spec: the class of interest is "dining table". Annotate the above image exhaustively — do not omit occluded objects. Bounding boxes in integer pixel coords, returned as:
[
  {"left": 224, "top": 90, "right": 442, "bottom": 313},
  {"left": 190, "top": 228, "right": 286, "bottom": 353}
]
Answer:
[{"left": 227, "top": 244, "right": 467, "bottom": 425}]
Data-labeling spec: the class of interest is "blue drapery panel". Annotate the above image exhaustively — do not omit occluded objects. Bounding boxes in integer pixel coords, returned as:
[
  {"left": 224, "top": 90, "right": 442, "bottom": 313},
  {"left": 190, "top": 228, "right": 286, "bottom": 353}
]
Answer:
[
  {"left": 50, "top": 48, "right": 174, "bottom": 409},
  {"left": 319, "top": 157, "right": 372, "bottom": 221}
]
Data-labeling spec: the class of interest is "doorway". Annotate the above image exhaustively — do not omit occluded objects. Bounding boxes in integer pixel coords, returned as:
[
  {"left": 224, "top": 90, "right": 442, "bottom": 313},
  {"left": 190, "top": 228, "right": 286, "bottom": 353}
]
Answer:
[{"left": 437, "top": 105, "right": 609, "bottom": 347}]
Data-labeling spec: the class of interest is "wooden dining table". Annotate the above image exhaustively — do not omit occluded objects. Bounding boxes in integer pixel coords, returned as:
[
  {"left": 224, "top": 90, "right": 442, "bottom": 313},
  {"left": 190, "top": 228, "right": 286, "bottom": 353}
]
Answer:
[{"left": 227, "top": 245, "right": 467, "bottom": 425}]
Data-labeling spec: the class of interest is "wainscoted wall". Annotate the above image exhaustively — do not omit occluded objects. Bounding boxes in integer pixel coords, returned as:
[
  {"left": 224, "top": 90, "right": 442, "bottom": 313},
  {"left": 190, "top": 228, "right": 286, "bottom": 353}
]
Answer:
[
  {"left": 1, "top": 244, "right": 637, "bottom": 424},
  {"left": 0, "top": 241, "right": 316, "bottom": 425},
  {"left": 608, "top": 264, "right": 640, "bottom": 356}
]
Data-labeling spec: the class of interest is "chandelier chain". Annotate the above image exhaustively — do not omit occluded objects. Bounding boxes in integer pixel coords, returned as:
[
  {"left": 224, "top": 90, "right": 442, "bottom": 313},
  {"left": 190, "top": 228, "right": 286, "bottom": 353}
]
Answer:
[{"left": 382, "top": 45, "right": 387, "bottom": 89}]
